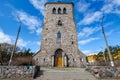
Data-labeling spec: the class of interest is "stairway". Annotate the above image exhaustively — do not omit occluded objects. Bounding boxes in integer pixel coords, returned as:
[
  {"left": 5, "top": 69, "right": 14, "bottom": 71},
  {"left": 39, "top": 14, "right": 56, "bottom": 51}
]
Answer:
[{"left": 34, "top": 67, "right": 96, "bottom": 80}]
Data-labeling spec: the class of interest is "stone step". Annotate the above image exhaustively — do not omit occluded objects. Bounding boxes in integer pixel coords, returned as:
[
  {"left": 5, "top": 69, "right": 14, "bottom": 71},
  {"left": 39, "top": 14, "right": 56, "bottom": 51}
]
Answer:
[{"left": 34, "top": 68, "right": 96, "bottom": 80}]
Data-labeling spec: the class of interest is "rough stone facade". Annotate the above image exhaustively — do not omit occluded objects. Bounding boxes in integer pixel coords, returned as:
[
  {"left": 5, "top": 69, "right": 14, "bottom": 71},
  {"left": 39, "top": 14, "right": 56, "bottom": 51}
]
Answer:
[
  {"left": 0, "top": 66, "right": 35, "bottom": 78},
  {"left": 33, "top": 2, "right": 86, "bottom": 67},
  {"left": 86, "top": 66, "right": 120, "bottom": 78}
]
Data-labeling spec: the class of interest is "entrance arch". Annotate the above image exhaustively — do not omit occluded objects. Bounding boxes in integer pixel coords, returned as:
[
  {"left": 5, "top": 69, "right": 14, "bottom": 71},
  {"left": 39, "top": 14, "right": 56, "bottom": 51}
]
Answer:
[{"left": 54, "top": 49, "right": 63, "bottom": 67}]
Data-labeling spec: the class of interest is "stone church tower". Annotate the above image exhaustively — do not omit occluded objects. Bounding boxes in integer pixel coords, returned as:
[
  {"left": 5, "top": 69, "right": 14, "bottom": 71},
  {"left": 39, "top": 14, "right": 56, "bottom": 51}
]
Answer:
[{"left": 33, "top": 2, "right": 86, "bottom": 67}]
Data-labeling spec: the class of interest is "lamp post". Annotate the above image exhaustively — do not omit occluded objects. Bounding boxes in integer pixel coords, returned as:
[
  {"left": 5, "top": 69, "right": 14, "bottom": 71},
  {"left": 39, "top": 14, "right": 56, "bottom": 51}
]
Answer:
[
  {"left": 101, "top": 15, "right": 114, "bottom": 67},
  {"left": 8, "top": 17, "right": 22, "bottom": 66}
]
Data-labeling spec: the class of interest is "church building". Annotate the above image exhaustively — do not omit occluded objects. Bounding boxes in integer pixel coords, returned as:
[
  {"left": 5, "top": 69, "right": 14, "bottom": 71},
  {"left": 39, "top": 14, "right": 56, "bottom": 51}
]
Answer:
[{"left": 33, "top": 2, "right": 86, "bottom": 67}]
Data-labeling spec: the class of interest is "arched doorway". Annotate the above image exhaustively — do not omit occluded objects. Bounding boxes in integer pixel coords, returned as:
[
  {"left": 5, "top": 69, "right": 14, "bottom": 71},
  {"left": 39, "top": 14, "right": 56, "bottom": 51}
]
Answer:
[{"left": 54, "top": 49, "right": 63, "bottom": 67}]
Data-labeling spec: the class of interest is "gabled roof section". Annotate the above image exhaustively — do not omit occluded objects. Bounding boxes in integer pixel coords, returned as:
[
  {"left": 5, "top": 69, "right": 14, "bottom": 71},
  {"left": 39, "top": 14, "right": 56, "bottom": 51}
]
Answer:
[
  {"left": 32, "top": 50, "right": 41, "bottom": 57},
  {"left": 78, "top": 49, "right": 86, "bottom": 57}
]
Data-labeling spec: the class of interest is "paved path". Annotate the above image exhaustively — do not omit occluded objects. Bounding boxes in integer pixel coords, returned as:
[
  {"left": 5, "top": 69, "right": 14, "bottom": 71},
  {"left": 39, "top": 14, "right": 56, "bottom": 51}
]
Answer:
[{"left": 34, "top": 67, "right": 96, "bottom": 80}]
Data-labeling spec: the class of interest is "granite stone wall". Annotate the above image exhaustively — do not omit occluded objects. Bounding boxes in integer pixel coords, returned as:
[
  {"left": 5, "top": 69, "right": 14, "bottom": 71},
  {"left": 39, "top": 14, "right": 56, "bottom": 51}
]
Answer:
[
  {"left": 86, "top": 66, "right": 120, "bottom": 78},
  {"left": 0, "top": 66, "right": 36, "bottom": 79}
]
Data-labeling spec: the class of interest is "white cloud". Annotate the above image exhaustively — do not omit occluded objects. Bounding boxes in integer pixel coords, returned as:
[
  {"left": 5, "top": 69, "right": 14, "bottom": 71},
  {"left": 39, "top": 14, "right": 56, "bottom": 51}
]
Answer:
[
  {"left": 101, "top": 4, "right": 113, "bottom": 14},
  {"left": 0, "top": 28, "right": 30, "bottom": 48},
  {"left": 0, "top": 29, "right": 11, "bottom": 43},
  {"left": 78, "top": 37, "right": 99, "bottom": 45},
  {"left": 15, "top": 10, "right": 42, "bottom": 35},
  {"left": 17, "top": 38, "right": 30, "bottom": 47},
  {"left": 78, "top": 11, "right": 102, "bottom": 25},
  {"left": 36, "top": 41, "right": 41, "bottom": 46},
  {"left": 112, "top": 0, "right": 120, "bottom": 6},
  {"left": 78, "top": 0, "right": 120, "bottom": 26},
  {"left": 76, "top": 1, "right": 90, "bottom": 13},
  {"left": 29, "top": 0, "right": 47, "bottom": 15},
  {"left": 78, "top": 27, "right": 100, "bottom": 37},
  {"left": 81, "top": 49, "right": 98, "bottom": 56},
  {"left": 104, "top": 22, "right": 113, "bottom": 28},
  {"left": 114, "top": 9, "right": 120, "bottom": 15},
  {"left": 36, "top": 28, "right": 42, "bottom": 35},
  {"left": 106, "top": 30, "right": 114, "bottom": 36},
  {"left": 101, "top": 0, "right": 120, "bottom": 14},
  {"left": 81, "top": 50, "right": 92, "bottom": 56}
]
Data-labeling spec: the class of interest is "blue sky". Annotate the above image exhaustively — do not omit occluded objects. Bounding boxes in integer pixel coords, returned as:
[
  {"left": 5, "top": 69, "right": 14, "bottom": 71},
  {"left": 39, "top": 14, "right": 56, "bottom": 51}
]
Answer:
[{"left": 0, "top": 0, "right": 120, "bottom": 56}]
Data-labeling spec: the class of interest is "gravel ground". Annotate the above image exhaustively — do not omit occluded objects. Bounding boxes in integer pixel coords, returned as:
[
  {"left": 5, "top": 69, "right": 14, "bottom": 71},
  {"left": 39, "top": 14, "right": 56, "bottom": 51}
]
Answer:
[{"left": 1, "top": 78, "right": 120, "bottom": 80}]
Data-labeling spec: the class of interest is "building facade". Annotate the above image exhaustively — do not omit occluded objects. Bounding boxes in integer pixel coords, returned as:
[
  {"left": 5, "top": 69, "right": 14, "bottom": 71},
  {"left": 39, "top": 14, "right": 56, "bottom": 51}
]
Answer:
[
  {"left": 87, "top": 55, "right": 97, "bottom": 65},
  {"left": 33, "top": 2, "right": 86, "bottom": 67}
]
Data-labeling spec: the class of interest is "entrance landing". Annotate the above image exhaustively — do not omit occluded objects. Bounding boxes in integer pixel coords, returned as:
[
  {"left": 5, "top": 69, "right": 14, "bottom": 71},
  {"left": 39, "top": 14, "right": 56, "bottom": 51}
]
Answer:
[{"left": 34, "top": 67, "right": 96, "bottom": 80}]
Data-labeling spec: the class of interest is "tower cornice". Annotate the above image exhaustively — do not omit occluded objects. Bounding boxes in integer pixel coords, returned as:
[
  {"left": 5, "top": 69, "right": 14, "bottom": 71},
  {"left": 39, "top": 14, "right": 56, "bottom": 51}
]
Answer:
[{"left": 45, "top": 2, "right": 74, "bottom": 7}]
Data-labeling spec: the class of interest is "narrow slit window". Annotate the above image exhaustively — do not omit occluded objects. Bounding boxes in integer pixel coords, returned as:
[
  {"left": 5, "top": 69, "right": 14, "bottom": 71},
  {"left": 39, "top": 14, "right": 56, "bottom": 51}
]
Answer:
[
  {"left": 72, "top": 41, "right": 74, "bottom": 44},
  {"left": 57, "top": 31, "right": 61, "bottom": 39},
  {"left": 43, "top": 58, "right": 45, "bottom": 62}
]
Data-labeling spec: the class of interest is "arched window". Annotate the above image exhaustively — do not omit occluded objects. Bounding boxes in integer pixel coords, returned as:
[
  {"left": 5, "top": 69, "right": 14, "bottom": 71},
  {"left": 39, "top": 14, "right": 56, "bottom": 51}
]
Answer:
[
  {"left": 63, "top": 8, "right": 66, "bottom": 14},
  {"left": 52, "top": 8, "right": 56, "bottom": 14},
  {"left": 57, "top": 31, "right": 61, "bottom": 39},
  {"left": 58, "top": 8, "right": 61, "bottom": 14}
]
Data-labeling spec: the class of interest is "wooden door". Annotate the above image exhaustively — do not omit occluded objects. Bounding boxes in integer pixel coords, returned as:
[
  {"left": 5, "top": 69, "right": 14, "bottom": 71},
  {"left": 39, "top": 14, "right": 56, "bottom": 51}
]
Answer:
[
  {"left": 55, "top": 49, "right": 63, "bottom": 67},
  {"left": 57, "top": 55, "right": 62, "bottom": 67}
]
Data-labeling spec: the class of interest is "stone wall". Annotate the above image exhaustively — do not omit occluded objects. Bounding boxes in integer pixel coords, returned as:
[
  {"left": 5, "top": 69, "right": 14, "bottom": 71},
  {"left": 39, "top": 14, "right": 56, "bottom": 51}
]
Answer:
[
  {"left": 86, "top": 66, "right": 120, "bottom": 78},
  {"left": 0, "top": 66, "right": 36, "bottom": 79}
]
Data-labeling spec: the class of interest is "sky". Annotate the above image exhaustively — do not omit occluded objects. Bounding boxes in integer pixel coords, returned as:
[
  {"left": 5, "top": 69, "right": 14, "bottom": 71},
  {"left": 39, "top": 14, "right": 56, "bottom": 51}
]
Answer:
[{"left": 0, "top": 0, "right": 120, "bottom": 56}]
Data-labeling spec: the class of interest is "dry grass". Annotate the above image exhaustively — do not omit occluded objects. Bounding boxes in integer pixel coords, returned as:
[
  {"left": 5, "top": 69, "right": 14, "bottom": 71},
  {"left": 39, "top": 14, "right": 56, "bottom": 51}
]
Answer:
[{"left": 12, "top": 56, "right": 35, "bottom": 66}]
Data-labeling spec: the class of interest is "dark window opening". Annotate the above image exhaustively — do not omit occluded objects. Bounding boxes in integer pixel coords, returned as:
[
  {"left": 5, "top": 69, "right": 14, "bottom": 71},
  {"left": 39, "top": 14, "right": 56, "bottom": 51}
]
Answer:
[
  {"left": 58, "top": 20, "right": 62, "bottom": 26},
  {"left": 57, "top": 31, "right": 61, "bottom": 39},
  {"left": 58, "top": 8, "right": 61, "bottom": 14},
  {"left": 73, "top": 59, "right": 75, "bottom": 62},
  {"left": 72, "top": 41, "right": 74, "bottom": 44},
  {"left": 45, "top": 39, "right": 47, "bottom": 42},
  {"left": 46, "top": 28, "right": 48, "bottom": 30},
  {"left": 52, "top": 8, "right": 56, "bottom": 14},
  {"left": 63, "top": 8, "right": 66, "bottom": 14},
  {"left": 36, "top": 58, "right": 38, "bottom": 61},
  {"left": 43, "top": 58, "right": 45, "bottom": 62}
]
